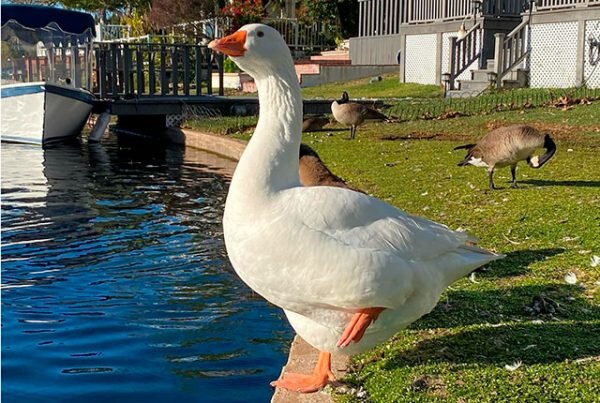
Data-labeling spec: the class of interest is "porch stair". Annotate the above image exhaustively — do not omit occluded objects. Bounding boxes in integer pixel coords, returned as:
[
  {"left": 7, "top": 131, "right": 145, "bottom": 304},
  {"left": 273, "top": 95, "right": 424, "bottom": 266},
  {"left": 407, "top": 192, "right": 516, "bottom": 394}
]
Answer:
[
  {"left": 241, "top": 50, "right": 395, "bottom": 92},
  {"left": 309, "top": 49, "right": 350, "bottom": 61},
  {"left": 446, "top": 59, "right": 529, "bottom": 98}
]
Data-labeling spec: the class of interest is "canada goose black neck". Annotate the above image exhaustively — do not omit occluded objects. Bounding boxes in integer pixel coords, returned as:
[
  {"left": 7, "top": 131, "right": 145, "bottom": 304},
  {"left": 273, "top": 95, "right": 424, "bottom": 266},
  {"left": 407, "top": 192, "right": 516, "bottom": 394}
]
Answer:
[
  {"left": 336, "top": 91, "right": 349, "bottom": 104},
  {"left": 529, "top": 134, "right": 557, "bottom": 168}
]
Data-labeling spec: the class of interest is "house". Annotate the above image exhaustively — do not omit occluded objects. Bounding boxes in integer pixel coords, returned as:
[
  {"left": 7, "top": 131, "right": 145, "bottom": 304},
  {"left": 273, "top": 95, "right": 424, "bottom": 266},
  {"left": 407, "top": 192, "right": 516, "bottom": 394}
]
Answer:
[{"left": 349, "top": 0, "right": 600, "bottom": 95}]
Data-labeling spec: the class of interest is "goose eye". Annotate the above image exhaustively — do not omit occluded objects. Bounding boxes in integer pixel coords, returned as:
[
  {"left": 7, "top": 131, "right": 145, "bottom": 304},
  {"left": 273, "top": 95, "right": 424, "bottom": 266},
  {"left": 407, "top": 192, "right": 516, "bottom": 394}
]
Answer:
[{"left": 257, "top": 31, "right": 264, "bottom": 38}]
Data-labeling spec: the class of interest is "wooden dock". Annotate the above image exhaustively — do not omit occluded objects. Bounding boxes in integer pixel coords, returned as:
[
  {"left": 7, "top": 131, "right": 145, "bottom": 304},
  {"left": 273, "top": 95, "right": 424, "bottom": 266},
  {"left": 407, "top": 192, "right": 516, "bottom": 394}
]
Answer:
[{"left": 91, "top": 41, "right": 385, "bottom": 134}]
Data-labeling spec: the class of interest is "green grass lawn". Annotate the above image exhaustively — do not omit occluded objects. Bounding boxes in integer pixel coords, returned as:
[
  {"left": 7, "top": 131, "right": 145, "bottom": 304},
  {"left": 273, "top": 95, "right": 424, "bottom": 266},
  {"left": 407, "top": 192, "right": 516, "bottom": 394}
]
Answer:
[
  {"left": 187, "top": 102, "right": 600, "bottom": 402},
  {"left": 300, "top": 73, "right": 443, "bottom": 99}
]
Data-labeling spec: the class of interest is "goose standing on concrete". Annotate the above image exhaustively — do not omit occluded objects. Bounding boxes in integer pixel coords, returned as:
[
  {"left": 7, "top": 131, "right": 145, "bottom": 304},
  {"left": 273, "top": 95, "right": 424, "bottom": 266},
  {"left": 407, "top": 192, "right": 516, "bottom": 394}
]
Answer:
[
  {"left": 331, "top": 91, "right": 390, "bottom": 139},
  {"left": 455, "top": 124, "right": 556, "bottom": 190},
  {"left": 209, "top": 24, "right": 502, "bottom": 393}
]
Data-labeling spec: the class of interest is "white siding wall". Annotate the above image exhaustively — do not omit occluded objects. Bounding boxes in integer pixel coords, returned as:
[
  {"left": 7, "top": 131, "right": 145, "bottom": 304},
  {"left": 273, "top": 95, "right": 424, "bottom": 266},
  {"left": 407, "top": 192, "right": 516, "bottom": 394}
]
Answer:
[
  {"left": 530, "top": 22, "right": 579, "bottom": 88},
  {"left": 404, "top": 34, "right": 437, "bottom": 85},
  {"left": 584, "top": 20, "right": 600, "bottom": 88}
]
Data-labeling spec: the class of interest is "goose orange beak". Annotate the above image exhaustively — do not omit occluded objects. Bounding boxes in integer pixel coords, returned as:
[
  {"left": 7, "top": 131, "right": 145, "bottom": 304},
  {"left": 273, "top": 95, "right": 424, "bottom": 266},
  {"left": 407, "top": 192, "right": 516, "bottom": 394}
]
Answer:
[{"left": 208, "top": 30, "right": 247, "bottom": 57}]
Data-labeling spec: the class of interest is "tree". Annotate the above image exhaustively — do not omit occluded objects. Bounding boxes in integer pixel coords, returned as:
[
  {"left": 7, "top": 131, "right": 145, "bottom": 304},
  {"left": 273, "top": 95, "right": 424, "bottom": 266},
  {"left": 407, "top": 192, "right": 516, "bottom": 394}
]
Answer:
[
  {"left": 298, "top": 0, "right": 359, "bottom": 40},
  {"left": 149, "top": 0, "right": 222, "bottom": 33},
  {"left": 336, "top": 0, "right": 358, "bottom": 38},
  {"left": 220, "top": 0, "right": 266, "bottom": 32}
]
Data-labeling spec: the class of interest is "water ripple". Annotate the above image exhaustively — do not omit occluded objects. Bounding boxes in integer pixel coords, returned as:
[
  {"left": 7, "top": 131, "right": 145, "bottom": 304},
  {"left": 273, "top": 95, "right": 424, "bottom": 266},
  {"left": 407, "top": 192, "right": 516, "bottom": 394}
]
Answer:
[{"left": 2, "top": 139, "right": 292, "bottom": 403}]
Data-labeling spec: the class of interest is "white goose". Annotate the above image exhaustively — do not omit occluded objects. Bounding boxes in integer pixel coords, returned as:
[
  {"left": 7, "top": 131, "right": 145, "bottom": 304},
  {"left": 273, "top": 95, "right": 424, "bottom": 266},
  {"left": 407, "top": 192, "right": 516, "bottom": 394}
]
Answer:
[{"left": 209, "top": 25, "right": 502, "bottom": 393}]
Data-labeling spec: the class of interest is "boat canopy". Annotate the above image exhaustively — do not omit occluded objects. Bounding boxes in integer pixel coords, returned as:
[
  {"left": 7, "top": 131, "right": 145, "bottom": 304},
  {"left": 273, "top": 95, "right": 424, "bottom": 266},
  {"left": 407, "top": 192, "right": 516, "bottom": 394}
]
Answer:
[{"left": 1, "top": 4, "right": 96, "bottom": 45}]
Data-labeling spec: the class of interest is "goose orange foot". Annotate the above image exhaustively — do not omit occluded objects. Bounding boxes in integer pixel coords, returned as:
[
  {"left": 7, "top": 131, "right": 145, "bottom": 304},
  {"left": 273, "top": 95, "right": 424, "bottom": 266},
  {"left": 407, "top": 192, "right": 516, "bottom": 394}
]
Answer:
[
  {"left": 270, "top": 352, "right": 335, "bottom": 393},
  {"left": 337, "top": 307, "right": 385, "bottom": 348}
]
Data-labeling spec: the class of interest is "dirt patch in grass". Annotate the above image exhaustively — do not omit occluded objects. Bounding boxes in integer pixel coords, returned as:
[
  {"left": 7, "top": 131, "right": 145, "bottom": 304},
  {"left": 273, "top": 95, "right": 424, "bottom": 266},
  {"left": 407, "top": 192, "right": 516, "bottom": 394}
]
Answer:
[
  {"left": 380, "top": 132, "right": 440, "bottom": 141},
  {"left": 378, "top": 131, "right": 479, "bottom": 142},
  {"left": 410, "top": 375, "right": 448, "bottom": 398},
  {"left": 484, "top": 120, "right": 600, "bottom": 143}
]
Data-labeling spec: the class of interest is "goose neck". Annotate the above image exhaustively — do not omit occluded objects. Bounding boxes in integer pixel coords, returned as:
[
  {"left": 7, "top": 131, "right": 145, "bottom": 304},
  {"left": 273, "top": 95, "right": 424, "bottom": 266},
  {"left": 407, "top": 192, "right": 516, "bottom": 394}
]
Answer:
[{"left": 233, "top": 73, "right": 303, "bottom": 195}]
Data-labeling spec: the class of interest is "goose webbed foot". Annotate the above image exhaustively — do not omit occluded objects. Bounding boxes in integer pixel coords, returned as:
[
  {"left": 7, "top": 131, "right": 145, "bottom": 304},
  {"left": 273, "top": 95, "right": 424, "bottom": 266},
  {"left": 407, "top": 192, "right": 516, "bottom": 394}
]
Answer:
[
  {"left": 337, "top": 307, "right": 385, "bottom": 348},
  {"left": 270, "top": 352, "right": 334, "bottom": 393}
]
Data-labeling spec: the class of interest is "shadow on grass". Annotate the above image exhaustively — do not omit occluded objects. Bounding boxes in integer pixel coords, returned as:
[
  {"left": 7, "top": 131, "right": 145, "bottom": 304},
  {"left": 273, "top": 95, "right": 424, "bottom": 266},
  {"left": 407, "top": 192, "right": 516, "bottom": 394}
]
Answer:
[
  {"left": 413, "top": 283, "right": 590, "bottom": 330},
  {"left": 483, "top": 248, "right": 565, "bottom": 278},
  {"left": 519, "top": 179, "right": 600, "bottom": 188},
  {"left": 379, "top": 284, "right": 600, "bottom": 369},
  {"left": 382, "top": 321, "right": 599, "bottom": 369}
]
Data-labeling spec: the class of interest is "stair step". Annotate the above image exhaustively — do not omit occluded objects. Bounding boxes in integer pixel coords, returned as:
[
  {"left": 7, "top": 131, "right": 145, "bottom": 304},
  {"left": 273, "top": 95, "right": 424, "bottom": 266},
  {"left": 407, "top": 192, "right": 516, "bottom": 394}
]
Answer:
[
  {"left": 502, "top": 79, "right": 523, "bottom": 89},
  {"left": 458, "top": 80, "right": 491, "bottom": 91},
  {"left": 471, "top": 69, "right": 494, "bottom": 82}
]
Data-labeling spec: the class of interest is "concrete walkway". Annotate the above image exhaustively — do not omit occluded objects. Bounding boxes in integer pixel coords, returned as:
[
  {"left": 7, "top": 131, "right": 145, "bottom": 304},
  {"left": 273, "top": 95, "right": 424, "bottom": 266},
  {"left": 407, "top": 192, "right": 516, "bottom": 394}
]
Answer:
[{"left": 271, "top": 336, "right": 350, "bottom": 403}]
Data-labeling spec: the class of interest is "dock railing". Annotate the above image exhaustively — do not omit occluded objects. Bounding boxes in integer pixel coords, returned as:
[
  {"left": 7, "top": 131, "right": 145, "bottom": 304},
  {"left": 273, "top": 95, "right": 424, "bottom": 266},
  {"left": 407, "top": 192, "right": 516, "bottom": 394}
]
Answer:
[{"left": 93, "top": 42, "right": 224, "bottom": 98}]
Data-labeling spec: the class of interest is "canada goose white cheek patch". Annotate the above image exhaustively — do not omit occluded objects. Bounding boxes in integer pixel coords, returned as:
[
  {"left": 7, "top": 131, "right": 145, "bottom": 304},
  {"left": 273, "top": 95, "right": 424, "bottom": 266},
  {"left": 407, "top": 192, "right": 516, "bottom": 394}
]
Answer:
[
  {"left": 530, "top": 155, "right": 540, "bottom": 167},
  {"left": 468, "top": 157, "right": 489, "bottom": 168}
]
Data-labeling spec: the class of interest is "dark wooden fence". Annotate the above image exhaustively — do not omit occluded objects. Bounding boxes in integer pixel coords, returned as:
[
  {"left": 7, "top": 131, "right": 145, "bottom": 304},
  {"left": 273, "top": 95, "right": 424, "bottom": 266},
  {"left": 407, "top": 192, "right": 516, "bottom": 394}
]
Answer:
[{"left": 93, "top": 42, "right": 224, "bottom": 98}]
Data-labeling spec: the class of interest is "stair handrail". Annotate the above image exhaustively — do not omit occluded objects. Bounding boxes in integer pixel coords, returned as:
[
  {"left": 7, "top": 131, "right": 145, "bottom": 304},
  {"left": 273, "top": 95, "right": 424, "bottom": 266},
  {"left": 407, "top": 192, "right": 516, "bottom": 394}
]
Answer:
[
  {"left": 494, "top": 17, "right": 531, "bottom": 87},
  {"left": 447, "top": 22, "right": 483, "bottom": 90}
]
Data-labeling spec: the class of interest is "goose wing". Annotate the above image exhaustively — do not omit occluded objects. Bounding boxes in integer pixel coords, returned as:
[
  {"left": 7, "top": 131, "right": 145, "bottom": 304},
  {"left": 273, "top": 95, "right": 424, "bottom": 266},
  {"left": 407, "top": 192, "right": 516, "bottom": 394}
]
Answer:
[{"left": 271, "top": 186, "right": 498, "bottom": 310}]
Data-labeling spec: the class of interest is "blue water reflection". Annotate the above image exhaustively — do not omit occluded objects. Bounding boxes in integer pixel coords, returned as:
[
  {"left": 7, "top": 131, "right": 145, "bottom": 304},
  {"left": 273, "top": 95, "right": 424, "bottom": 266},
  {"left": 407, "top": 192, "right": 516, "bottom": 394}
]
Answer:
[{"left": 1, "top": 138, "right": 292, "bottom": 403}]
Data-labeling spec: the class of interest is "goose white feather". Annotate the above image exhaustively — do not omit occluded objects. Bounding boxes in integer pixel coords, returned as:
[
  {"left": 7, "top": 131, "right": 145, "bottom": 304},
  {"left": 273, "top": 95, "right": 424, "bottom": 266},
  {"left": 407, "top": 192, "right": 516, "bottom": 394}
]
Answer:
[{"left": 212, "top": 24, "right": 502, "bottom": 358}]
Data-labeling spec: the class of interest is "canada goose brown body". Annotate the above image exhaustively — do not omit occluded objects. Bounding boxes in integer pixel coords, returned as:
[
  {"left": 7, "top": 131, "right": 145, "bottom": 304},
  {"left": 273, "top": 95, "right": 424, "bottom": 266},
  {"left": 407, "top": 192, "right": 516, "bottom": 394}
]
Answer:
[
  {"left": 302, "top": 115, "right": 330, "bottom": 132},
  {"left": 331, "top": 91, "right": 389, "bottom": 139},
  {"left": 456, "top": 125, "right": 556, "bottom": 189},
  {"left": 299, "top": 143, "right": 363, "bottom": 192}
]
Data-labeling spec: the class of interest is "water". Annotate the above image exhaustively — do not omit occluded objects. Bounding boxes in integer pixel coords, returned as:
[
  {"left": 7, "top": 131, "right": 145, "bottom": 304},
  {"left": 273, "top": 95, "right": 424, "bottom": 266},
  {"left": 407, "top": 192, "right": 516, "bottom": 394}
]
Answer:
[{"left": 1, "top": 138, "right": 292, "bottom": 403}]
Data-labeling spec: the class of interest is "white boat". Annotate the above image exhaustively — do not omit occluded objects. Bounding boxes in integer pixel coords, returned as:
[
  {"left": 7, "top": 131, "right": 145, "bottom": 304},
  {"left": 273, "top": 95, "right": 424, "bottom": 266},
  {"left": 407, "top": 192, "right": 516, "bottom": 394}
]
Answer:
[
  {"left": 1, "top": 5, "right": 97, "bottom": 146},
  {"left": 1, "top": 82, "right": 95, "bottom": 145}
]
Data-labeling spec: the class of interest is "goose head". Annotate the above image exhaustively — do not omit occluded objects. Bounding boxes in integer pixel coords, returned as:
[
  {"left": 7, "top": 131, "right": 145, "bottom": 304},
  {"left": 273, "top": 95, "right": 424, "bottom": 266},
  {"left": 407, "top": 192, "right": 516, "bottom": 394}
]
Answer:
[
  {"left": 336, "top": 91, "right": 349, "bottom": 104},
  {"left": 208, "top": 24, "right": 295, "bottom": 81}
]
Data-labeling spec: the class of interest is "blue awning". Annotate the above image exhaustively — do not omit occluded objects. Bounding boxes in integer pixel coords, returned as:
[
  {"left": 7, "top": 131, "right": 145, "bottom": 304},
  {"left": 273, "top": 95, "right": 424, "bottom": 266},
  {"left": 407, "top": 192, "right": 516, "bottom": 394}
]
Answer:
[
  {"left": 1, "top": 4, "right": 96, "bottom": 46},
  {"left": 1, "top": 4, "right": 96, "bottom": 38}
]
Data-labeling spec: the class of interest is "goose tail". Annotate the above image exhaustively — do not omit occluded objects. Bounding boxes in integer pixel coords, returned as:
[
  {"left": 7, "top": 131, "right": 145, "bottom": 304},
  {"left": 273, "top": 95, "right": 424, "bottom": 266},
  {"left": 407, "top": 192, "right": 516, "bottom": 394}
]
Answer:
[
  {"left": 453, "top": 143, "right": 476, "bottom": 151},
  {"left": 442, "top": 244, "right": 504, "bottom": 285},
  {"left": 364, "top": 107, "right": 392, "bottom": 121}
]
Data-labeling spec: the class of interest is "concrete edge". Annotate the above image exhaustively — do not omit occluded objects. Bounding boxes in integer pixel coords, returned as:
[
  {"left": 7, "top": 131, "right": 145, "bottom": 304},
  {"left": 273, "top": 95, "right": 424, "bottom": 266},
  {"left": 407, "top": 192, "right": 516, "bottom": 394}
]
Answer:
[
  {"left": 271, "top": 336, "right": 350, "bottom": 403},
  {"left": 167, "top": 127, "right": 247, "bottom": 161},
  {"left": 169, "top": 127, "right": 349, "bottom": 403}
]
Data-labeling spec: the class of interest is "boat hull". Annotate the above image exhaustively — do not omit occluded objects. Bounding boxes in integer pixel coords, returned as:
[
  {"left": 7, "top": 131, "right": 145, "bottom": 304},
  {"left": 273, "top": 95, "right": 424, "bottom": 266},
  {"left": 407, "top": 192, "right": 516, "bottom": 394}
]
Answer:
[{"left": 1, "top": 83, "right": 95, "bottom": 146}]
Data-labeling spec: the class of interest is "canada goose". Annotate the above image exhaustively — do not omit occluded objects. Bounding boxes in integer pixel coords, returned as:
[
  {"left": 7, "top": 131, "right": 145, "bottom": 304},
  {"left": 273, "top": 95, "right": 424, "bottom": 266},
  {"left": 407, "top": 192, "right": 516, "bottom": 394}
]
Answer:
[
  {"left": 302, "top": 115, "right": 330, "bottom": 132},
  {"left": 299, "top": 143, "right": 364, "bottom": 192},
  {"left": 331, "top": 91, "right": 390, "bottom": 139},
  {"left": 455, "top": 124, "right": 556, "bottom": 189}
]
